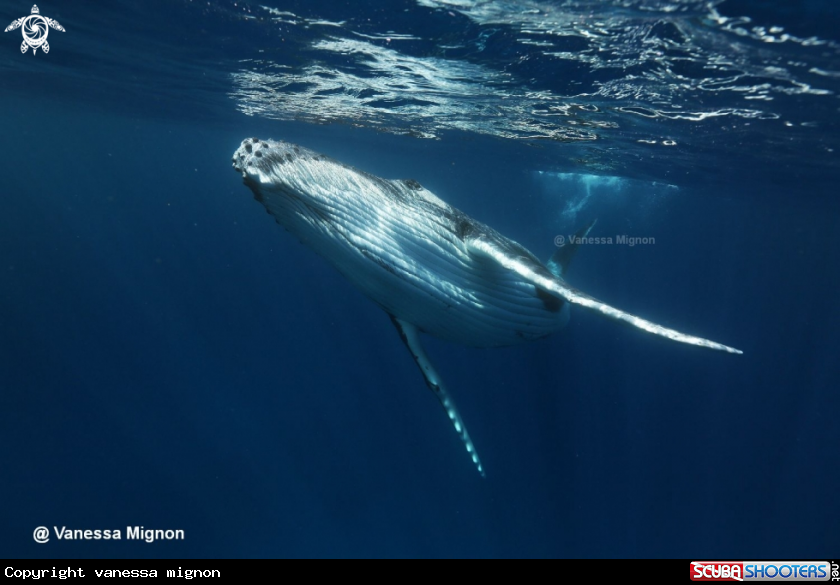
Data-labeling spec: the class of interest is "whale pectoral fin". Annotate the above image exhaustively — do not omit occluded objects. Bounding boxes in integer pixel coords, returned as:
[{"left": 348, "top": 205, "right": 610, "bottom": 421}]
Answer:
[
  {"left": 390, "top": 315, "right": 485, "bottom": 477},
  {"left": 468, "top": 237, "right": 743, "bottom": 354},
  {"left": 21, "top": 40, "right": 27, "bottom": 54},
  {"left": 42, "top": 41, "right": 49, "bottom": 54},
  {"left": 547, "top": 219, "right": 597, "bottom": 278}
]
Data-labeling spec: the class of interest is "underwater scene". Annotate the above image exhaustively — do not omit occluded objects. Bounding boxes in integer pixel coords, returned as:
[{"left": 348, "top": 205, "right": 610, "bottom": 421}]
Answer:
[{"left": 1, "top": 0, "right": 839, "bottom": 558}]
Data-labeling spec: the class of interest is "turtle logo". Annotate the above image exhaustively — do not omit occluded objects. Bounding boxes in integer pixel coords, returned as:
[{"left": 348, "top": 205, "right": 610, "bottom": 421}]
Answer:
[{"left": 4, "top": 5, "right": 64, "bottom": 55}]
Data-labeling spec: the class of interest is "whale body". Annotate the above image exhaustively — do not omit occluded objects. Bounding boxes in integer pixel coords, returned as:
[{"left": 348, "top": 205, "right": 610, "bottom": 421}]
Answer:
[{"left": 232, "top": 138, "right": 741, "bottom": 475}]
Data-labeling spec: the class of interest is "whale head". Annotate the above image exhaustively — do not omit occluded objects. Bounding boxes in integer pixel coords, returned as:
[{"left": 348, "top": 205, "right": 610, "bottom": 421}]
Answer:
[
  {"left": 232, "top": 137, "right": 366, "bottom": 200},
  {"left": 232, "top": 137, "right": 403, "bottom": 252},
  {"left": 231, "top": 137, "right": 403, "bottom": 229}
]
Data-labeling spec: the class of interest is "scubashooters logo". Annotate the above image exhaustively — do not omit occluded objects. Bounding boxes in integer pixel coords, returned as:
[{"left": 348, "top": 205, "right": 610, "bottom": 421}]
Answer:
[
  {"left": 4, "top": 5, "right": 64, "bottom": 54},
  {"left": 691, "top": 561, "right": 834, "bottom": 581}
]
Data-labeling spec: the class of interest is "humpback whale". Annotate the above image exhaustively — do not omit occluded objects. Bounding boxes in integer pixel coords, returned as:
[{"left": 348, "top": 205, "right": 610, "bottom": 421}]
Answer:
[{"left": 232, "top": 138, "right": 741, "bottom": 476}]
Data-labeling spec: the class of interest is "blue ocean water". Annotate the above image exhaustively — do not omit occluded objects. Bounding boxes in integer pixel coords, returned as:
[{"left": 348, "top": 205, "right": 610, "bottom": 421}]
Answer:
[{"left": 1, "top": 0, "right": 838, "bottom": 559}]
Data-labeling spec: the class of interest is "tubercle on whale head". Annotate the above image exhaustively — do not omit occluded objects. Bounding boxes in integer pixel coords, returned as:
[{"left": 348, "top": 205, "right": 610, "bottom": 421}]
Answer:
[
  {"left": 231, "top": 137, "right": 316, "bottom": 177},
  {"left": 231, "top": 137, "right": 279, "bottom": 181}
]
